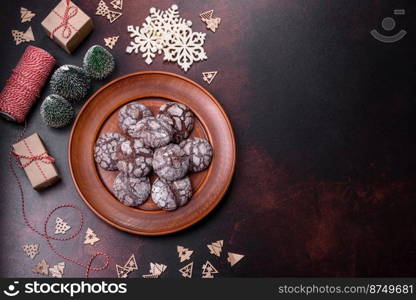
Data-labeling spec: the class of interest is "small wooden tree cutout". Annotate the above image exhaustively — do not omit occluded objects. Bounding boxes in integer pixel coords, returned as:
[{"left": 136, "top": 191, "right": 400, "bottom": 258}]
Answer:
[
  {"left": 124, "top": 254, "right": 138, "bottom": 272},
  {"left": 49, "top": 262, "right": 65, "bottom": 278},
  {"left": 104, "top": 36, "right": 119, "bottom": 49},
  {"left": 96, "top": 0, "right": 109, "bottom": 16},
  {"left": 200, "top": 10, "right": 221, "bottom": 32},
  {"left": 107, "top": 10, "right": 123, "bottom": 23},
  {"left": 21, "top": 7, "right": 36, "bottom": 23},
  {"left": 227, "top": 252, "right": 244, "bottom": 267},
  {"left": 202, "top": 71, "right": 218, "bottom": 84},
  {"left": 22, "top": 26, "right": 35, "bottom": 42},
  {"left": 116, "top": 264, "right": 130, "bottom": 278},
  {"left": 149, "top": 263, "right": 167, "bottom": 276},
  {"left": 32, "top": 259, "right": 49, "bottom": 276},
  {"left": 110, "top": 0, "right": 123, "bottom": 10},
  {"left": 179, "top": 262, "right": 193, "bottom": 278},
  {"left": 22, "top": 244, "right": 39, "bottom": 259},
  {"left": 207, "top": 240, "right": 223, "bottom": 257},
  {"left": 84, "top": 228, "right": 100, "bottom": 246},
  {"left": 201, "top": 261, "right": 218, "bottom": 278},
  {"left": 55, "top": 217, "right": 71, "bottom": 235},
  {"left": 11, "top": 27, "right": 34, "bottom": 45},
  {"left": 177, "top": 245, "right": 193, "bottom": 262},
  {"left": 96, "top": 0, "right": 122, "bottom": 23}
]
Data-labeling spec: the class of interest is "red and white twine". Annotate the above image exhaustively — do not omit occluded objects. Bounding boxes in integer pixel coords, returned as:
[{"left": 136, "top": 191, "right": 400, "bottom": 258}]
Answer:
[
  {"left": 9, "top": 124, "right": 110, "bottom": 277},
  {"left": 0, "top": 46, "right": 55, "bottom": 123}
]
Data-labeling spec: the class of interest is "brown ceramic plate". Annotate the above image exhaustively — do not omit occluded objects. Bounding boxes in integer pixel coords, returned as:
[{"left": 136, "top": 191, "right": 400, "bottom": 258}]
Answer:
[{"left": 68, "top": 71, "right": 236, "bottom": 235}]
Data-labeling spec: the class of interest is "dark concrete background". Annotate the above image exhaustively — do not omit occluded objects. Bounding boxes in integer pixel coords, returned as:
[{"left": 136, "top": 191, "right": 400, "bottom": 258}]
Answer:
[{"left": 0, "top": 0, "right": 415, "bottom": 277}]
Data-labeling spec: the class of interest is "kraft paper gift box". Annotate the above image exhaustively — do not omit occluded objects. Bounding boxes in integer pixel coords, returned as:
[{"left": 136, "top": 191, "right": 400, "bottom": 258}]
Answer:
[
  {"left": 12, "top": 133, "right": 60, "bottom": 190},
  {"left": 41, "top": 0, "right": 93, "bottom": 53}
]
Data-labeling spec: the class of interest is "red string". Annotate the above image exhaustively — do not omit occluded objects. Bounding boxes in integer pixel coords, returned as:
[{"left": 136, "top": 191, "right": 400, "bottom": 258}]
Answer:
[
  {"left": 12, "top": 152, "right": 55, "bottom": 169},
  {"left": 0, "top": 46, "right": 55, "bottom": 123},
  {"left": 8, "top": 123, "right": 110, "bottom": 277},
  {"left": 50, "top": 1, "right": 79, "bottom": 40}
]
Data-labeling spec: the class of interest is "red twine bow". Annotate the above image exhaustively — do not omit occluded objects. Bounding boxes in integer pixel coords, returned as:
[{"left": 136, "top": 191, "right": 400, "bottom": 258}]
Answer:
[
  {"left": 12, "top": 152, "right": 55, "bottom": 169},
  {"left": 50, "top": 0, "right": 78, "bottom": 39}
]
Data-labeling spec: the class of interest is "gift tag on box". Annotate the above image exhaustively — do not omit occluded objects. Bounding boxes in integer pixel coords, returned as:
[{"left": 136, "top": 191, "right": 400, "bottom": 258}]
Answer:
[{"left": 41, "top": 0, "right": 93, "bottom": 53}]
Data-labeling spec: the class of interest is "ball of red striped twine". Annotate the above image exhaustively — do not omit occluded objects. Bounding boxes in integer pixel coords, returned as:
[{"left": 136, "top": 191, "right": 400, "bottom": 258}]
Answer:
[{"left": 0, "top": 45, "right": 55, "bottom": 123}]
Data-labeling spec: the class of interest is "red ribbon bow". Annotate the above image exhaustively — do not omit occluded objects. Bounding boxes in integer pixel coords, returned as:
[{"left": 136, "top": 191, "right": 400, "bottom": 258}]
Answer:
[
  {"left": 13, "top": 152, "right": 55, "bottom": 169},
  {"left": 50, "top": 0, "right": 79, "bottom": 39}
]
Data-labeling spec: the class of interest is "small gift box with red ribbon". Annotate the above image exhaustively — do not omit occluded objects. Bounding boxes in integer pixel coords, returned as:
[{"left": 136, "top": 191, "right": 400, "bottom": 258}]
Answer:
[
  {"left": 41, "top": 0, "right": 93, "bottom": 53},
  {"left": 12, "top": 133, "right": 59, "bottom": 189}
]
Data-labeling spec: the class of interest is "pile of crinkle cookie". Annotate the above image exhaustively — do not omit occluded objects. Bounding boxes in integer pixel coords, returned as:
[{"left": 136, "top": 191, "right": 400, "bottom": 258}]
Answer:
[{"left": 94, "top": 101, "right": 213, "bottom": 210}]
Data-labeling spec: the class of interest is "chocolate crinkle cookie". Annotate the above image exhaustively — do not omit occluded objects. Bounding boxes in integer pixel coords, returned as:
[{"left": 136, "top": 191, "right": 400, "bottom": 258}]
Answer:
[
  {"left": 130, "top": 117, "right": 173, "bottom": 148},
  {"left": 153, "top": 144, "right": 189, "bottom": 181},
  {"left": 112, "top": 173, "right": 151, "bottom": 206},
  {"left": 157, "top": 102, "right": 195, "bottom": 143},
  {"left": 151, "top": 177, "right": 192, "bottom": 210},
  {"left": 180, "top": 137, "right": 213, "bottom": 172},
  {"left": 116, "top": 139, "right": 153, "bottom": 178},
  {"left": 119, "top": 102, "right": 153, "bottom": 137},
  {"left": 94, "top": 132, "right": 127, "bottom": 171}
]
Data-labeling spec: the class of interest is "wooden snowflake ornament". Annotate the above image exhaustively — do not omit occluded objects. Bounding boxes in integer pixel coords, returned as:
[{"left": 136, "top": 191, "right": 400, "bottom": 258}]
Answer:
[
  {"left": 104, "top": 36, "right": 119, "bottom": 49},
  {"left": 177, "top": 245, "right": 193, "bottom": 262},
  {"left": 201, "top": 261, "right": 218, "bottom": 278},
  {"left": 227, "top": 252, "right": 245, "bottom": 267},
  {"left": 49, "top": 262, "right": 65, "bottom": 278},
  {"left": 32, "top": 259, "right": 49, "bottom": 275},
  {"left": 21, "top": 7, "right": 36, "bottom": 23},
  {"left": 200, "top": 10, "right": 221, "bottom": 33},
  {"left": 179, "top": 262, "right": 193, "bottom": 278},
  {"left": 55, "top": 217, "right": 71, "bottom": 234},
  {"left": 207, "top": 240, "right": 223, "bottom": 257},
  {"left": 202, "top": 71, "right": 218, "bottom": 84},
  {"left": 126, "top": 4, "right": 207, "bottom": 71},
  {"left": 96, "top": 0, "right": 122, "bottom": 23},
  {"left": 84, "top": 228, "right": 100, "bottom": 246},
  {"left": 22, "top": 244, "right": 39, "bottom": 259},
  {"left": 110, "top": 0, "right": 123, "bottom": 10}
]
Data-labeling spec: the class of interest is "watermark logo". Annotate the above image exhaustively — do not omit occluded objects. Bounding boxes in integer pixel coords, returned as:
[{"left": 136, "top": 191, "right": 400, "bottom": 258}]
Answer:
[
  {"left": 3, "top": 281, "right": 20, "bottom": 297},
  {"left": 371, "top": 9, "right": 406, "bottom": 43}
]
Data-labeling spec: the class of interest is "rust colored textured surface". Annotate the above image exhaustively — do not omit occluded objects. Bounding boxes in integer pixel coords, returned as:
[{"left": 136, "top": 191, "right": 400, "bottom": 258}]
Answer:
[{"left": 1, "top": 0, "right": 415, "bottom": 277}]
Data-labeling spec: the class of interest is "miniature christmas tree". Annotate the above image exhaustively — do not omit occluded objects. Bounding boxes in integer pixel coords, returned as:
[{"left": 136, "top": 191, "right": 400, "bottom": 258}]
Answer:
[
  {"left": 83, "top": 45, "right": 115, "bottom": 80},
  {"left": 50, "top": 65, "right": 91, "bottom": 102},
  {"left": 40, "top": 94, "right": 74, "bottom": 128}
]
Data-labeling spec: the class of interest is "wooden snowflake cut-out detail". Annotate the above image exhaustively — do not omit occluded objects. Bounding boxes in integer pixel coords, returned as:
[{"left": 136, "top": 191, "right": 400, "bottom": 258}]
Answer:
[{"left": 55, "top": 217, "right": 71, "bottom": 235}]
